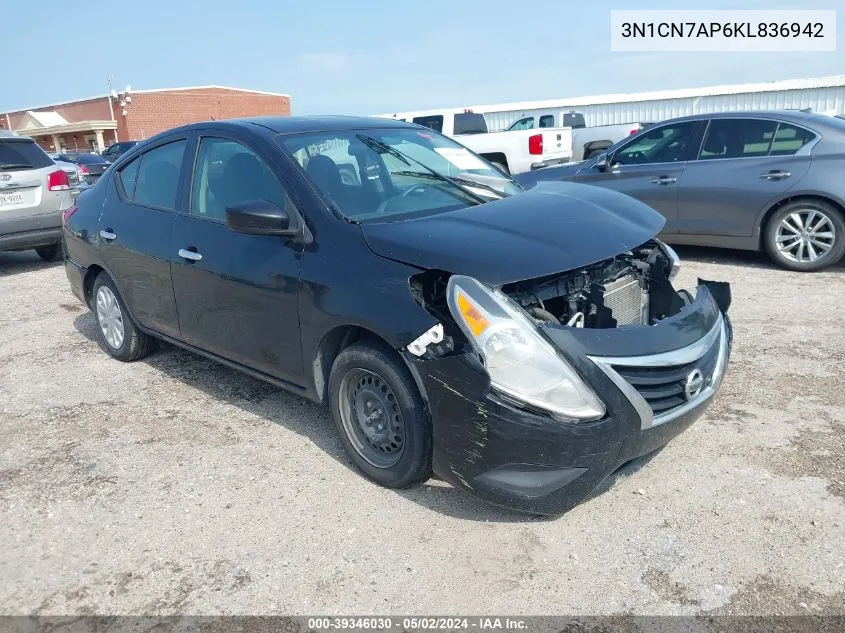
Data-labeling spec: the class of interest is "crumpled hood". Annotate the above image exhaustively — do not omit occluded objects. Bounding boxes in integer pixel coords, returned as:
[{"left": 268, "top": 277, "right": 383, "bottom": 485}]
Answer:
[{"left": 361, "top": 181, "right": 666, "bottom": 285}]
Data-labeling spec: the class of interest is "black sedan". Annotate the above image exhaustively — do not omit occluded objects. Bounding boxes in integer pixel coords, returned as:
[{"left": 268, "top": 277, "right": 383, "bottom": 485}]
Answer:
[
  {"left": 517, "top": 111, "right": 845, "bottom": 272},
  {"left": 62, "top": 116, "right": 732, "bottom": 514},
  {"left": 54, "top": 152, "right": 110, "bottom": 185}
]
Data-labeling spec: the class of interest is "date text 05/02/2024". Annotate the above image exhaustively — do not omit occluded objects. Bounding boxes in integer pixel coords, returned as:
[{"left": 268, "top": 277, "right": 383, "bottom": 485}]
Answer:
[{"left": 307, "top": 617, "right": 528, "bottom": 630}]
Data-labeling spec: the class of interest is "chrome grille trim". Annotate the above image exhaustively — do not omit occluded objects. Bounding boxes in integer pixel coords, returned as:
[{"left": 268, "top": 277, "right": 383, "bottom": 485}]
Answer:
[{"left": 588, "top": 316, "right": 727, "bottom": 430}]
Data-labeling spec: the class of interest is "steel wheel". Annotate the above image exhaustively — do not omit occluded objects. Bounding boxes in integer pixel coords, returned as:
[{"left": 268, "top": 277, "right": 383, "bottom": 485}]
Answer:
[
  {"left": 96, "top": 285, "right": 125, "bottom": 349},
  {"left": 338, "top": 368, "right": 405, "bottom": 469},
  {"left": 775, "top": 208, "right": 836, "bottom": 263}
]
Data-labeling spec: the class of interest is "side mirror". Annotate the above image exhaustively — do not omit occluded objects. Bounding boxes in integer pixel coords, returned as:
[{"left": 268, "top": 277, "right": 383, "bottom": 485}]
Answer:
[
  {"left": 595, "top": 153, "right": 609, "bottom": 172},
  {"left": 226, "top": 200, "right": 302, "bottom": 239}
]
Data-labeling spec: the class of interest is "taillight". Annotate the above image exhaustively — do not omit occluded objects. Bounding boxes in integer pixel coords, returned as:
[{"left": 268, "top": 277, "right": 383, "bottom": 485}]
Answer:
[
  {"left": 629, "top": 128, "right": 639, "bottom": 135},
  {"left": 528, "top": 134, "right": 543, "bottom": 155},
  {"left": 79, "top": 165, "right": 89, "bottom": 174},
  {"left": 62, "top": 206, "right": 78, "bottom": 226},
  {"left": 47, "top": 169, "right": 70, "bottom": 191}
]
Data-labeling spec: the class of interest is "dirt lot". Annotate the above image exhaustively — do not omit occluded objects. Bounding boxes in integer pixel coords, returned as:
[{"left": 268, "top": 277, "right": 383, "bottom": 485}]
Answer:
[{"left": 0, "top": 247, "right": 843, "bottom": 617}]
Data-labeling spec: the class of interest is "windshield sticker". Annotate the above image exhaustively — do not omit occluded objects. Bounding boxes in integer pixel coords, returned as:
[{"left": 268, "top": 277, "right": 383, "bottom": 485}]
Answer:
[{"left": 434, "top": 147, "right": 488, "bottom": 170}]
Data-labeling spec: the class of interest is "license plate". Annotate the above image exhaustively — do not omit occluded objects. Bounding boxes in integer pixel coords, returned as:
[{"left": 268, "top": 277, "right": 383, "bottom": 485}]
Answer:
[{"left": 0, "top": 192, "right": 24, "bottom": 205}]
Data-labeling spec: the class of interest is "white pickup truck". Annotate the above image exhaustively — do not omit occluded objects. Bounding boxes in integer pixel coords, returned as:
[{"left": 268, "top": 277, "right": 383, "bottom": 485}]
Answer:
[
  {"left": 502, "top": 113, "right": 652, "bottom": 162},
  {"left": 373, "top": 109, "right": 573, "bottom": 175}
]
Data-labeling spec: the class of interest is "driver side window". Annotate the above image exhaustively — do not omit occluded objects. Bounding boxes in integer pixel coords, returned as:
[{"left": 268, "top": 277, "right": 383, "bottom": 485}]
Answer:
[{"left": 612, "top": 122, "right": 698, "bottom": 165}]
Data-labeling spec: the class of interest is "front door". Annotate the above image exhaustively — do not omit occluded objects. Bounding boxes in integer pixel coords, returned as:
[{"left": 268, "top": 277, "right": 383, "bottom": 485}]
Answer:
[
  {"left": 169, "top": 134, "right": 304, "bottom": 383},
  {"left": 97, "top": 138, "right": 187, "bottom": 338},
  {"left": 677, "top": 118, "right": 814, "bottom": 237},
  {"left": 576, "top": 120, "right": 703, "bottom": 234}
]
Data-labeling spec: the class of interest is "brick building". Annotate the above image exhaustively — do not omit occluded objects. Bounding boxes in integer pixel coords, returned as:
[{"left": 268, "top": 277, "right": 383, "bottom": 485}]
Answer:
[{"left": 0, "top": 86, "right": 291, "bottom": 153}]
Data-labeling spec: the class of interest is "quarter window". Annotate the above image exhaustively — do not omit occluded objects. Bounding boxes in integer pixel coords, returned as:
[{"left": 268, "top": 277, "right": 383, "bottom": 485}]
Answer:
[
  {"left": 699, "top": 119, "right": 777, "bottom": 160},
  {"left": 131, "top": 140, "right": 186, "bottom": 210},
  {"left": 117, "top": 156, "right": 141, "bottom": 198},
  {"left": 612, "top": 122, "right": 698, "bottom": 165},
  {"left": 190, "top": 137, "right": 288, "bottom": 222}
]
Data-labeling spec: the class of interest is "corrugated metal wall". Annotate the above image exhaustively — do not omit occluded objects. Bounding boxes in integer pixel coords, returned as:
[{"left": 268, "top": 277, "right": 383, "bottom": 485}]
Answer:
[{"left": 483, "top": 86, "right": 845, "bottom": 130}]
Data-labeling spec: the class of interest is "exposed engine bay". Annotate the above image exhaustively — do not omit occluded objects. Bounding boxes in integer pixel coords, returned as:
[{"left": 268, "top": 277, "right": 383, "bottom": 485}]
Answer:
[
  {"left": 501, "top": 240, "right": 685, "bottom": 329},
  {"left": 409, "top": 240, "right": 688, "bottom": 348}
]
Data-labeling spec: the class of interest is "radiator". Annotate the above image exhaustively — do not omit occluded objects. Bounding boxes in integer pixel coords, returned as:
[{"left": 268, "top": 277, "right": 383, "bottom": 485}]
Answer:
[{"left": 601, "top": 275, "right": 648, "bottom": 325}]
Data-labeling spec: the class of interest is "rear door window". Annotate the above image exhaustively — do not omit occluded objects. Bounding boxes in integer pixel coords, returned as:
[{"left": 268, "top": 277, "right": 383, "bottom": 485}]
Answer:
[
  {"left": 770, "top": 123, "right": 816, "bottom": 156},
  {"left": 507, "top": 117, "right": 535, "bottom": 131},
  {"left": 120, "top": 140, "right": 186, "bottom": 210},
  {"left": 0, "top": 139, "right": 54, "bottom": 171},
  {"left": 412, "top": 115, "right": 444, "bottom": 133},
  {"left": 698, "top": 119, "right": 778, "bottom": 160}
]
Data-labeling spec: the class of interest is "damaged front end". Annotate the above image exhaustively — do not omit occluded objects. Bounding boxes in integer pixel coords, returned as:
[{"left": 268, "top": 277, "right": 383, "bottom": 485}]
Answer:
[{"left": 403, "top": 239, "right": 733, "bottom": 514}]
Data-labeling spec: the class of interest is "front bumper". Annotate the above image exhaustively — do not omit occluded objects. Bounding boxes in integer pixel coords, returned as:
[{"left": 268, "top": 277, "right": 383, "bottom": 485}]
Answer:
[{"left": 407, "top": 283, "right": 732, "bottom": 515}]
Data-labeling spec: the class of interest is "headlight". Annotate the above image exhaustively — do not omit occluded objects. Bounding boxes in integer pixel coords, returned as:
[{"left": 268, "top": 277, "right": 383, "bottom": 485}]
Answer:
[
  {"left": 446, "top": 275, "right": 605, "bottom": 422},
  {"left": 657, "top": 240, "right": 680, "bottom": 282}
]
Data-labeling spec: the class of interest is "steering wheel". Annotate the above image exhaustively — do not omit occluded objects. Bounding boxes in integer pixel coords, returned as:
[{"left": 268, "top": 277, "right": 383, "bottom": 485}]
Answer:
[{"left": 375, "top": 183, "right": 439, "bottom": 214}]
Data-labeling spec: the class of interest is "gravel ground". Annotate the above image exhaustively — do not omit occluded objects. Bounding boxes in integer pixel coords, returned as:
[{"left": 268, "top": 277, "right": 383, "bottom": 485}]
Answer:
[{"left": 0, "top": 247, "right": 843, "bottom": 617}]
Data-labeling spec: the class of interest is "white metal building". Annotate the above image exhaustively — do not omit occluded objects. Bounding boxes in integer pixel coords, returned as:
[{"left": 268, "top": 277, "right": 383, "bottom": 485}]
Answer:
[{"left": 470, "top": 75, "right": 845, "bottom": 130}]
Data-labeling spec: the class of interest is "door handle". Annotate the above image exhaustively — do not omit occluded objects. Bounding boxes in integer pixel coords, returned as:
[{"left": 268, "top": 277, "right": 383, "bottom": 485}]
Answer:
[
  {"left": 759, "top": 170, "right": 791, "bottom": 180},
  {"left": 99, "top": 229, "right": 117, "bottom": 241},
  {"left": 650, "top": 176, "right": 677, "bottom": 185},
  {"left": 178, "top": 248, "right": 203, "bottom": 262}
]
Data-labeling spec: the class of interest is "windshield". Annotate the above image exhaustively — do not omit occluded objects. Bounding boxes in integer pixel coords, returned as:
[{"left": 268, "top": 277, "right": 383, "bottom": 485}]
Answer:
[{"left": 279, "top": 127, "right": 522, "bottom": 222}]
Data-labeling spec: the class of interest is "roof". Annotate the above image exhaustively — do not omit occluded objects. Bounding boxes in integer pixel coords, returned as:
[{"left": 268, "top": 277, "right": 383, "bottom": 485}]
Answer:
[
  {"left": 377, "top": 75, "right": 845, "bottom": 118},
  {"left": 23, "top": 111, "right": 69, "bottom": 127},
  {"left": 235, "top": 115, "right": 413, "bottom": 134},
  {"left": 1, "top": 85, "right": 291, "bottom": 116},
  {"left": 663, "top": 109, "right": 845, "bottom": 129}
]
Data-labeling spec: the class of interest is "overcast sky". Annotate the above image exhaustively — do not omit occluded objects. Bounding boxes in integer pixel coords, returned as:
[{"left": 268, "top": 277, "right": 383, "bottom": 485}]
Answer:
[{"left": 3, "top": 0, "right": 843, "bottom": 115}]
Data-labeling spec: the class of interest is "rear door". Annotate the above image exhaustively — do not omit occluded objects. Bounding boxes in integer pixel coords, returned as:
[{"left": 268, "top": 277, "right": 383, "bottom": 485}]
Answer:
[
  {"left": 677, "top": 118, "right": 815, "bottom": 237},
  {"left": 575, "top": 120, "right": 704, "bottom": 233},
  {"left": 169, "top": 132, "right": 304, "bottom": 383},
  {"left": 97, "top": 138, "right": 186, "bottom": 338}
]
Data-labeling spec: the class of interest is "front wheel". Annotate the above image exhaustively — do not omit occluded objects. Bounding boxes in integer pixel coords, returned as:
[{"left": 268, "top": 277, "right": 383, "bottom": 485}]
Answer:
[
  {"left": 35, "top": 243, "right": 62, "bottom": 262},
  {"left": 328, "top": 341, "right": 432, "bottom": 488},
  {"left": 764, "top": 201, "right": 845, "bottom": 271}
]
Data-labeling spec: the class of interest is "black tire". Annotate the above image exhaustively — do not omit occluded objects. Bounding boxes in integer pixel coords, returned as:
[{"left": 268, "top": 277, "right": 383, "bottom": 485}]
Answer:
[
  {"left": 328, "top": 341, "right": 432, "bottom": 488},
  {"left": 35, "top": 243, "right": 62, "bottom": 262},
  {"left": 491, "top": 161, "right": 509, "bottom": 175},
  {"left": 92, "top": 273, "right": 155, "bottom": 362},
  {"left": 764, "top": 200, "right": 845, "bottom": 272}
]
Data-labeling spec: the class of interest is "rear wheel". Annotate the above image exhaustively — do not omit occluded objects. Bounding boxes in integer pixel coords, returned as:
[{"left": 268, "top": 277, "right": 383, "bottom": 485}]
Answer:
[
  {"left": 329, "top": 341, "right": 432, "bottom": 488},
  {"left": 92, "top": 273, "right": 155, "bottom": 361},
  {"left": 491, "top": 161, "right": 509, "bottom": 175},
  {"left": 764, "top": 200, "right": 845, "bottom": 271},
  {"left": 35, "top": 243, "right": 62, "bottom": 262}
]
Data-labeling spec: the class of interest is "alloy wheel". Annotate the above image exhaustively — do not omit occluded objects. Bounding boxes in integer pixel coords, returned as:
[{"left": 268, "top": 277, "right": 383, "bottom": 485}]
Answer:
[
  {"left": 95, "top": 286, "right": 125, "bottom": 349},
  {"left": 775, "top": 209, "right": 836, "bottom": 263}
]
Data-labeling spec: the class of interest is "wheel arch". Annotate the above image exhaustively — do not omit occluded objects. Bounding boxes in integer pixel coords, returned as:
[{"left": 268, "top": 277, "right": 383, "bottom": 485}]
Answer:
[
  {"left": 479, "top": 152, "right": 508, "bottom": 170},
  {"left": 757, "top": 192, "right": 845, "bottom": 249},
  {"left": 311, "top": 324, "right": 430, "bottom": 410}
]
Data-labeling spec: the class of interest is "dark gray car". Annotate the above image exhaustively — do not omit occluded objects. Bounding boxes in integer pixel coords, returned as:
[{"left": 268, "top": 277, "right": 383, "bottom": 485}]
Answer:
[{"left": 517, "top": 111, "right": 845, "bottom": 271}]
